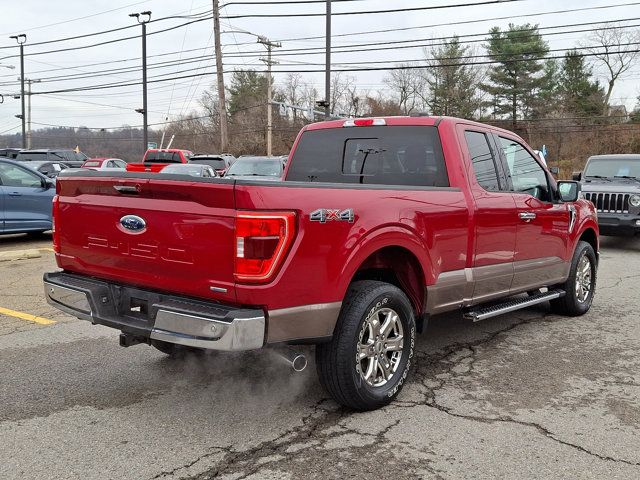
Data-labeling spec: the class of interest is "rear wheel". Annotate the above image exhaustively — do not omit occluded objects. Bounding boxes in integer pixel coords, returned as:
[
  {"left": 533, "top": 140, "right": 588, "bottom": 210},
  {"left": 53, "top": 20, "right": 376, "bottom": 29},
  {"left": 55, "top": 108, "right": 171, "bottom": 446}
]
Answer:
[
  {"left": 316, "top": 280, "right": 416, "bottom": 411},
  {"left": 550, "top": 241, "right": 597, "bottom": 316}
]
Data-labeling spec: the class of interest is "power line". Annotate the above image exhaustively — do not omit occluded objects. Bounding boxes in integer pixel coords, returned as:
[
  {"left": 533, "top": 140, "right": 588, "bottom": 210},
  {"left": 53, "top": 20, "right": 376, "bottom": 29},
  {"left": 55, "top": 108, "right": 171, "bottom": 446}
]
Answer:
[
  {"left": 267, "top": 1, "right": 640, "bottom": 44},
  {"left": 221, "top": 0, "right": 526, "bottom": 18},
  {"left": 0, "top": 19, "right": 637, "bottom": 88},
  {"left": 0, "top": 7, "right": 213, "bottom": 51},
  {"left": 0, "top": 35, "right": 636, "bottom": 90},
  {"left": 1, "top": 4, "right": 636, "bottom": 79}
]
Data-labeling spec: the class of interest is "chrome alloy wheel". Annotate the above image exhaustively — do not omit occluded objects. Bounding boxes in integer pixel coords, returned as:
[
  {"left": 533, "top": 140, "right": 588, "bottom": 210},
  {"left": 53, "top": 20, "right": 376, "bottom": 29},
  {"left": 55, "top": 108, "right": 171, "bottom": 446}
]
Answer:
[
  {"left": 575, "top": 254, "right": 593, "bottom": 303},
  {"left": 356, "top": 307, "right": 405, "bottom": 387}
]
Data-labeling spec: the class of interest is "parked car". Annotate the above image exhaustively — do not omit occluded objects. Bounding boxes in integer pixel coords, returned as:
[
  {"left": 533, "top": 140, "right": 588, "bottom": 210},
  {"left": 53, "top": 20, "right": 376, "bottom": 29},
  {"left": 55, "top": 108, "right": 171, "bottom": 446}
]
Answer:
[
  {"left": 189, "top": 154, "right": 234, "bottom": 176},
  {"left": 224, "top": 156, "right": 285, "bottom": 180},
  {"left": 0, "top": 158, "right": 55, "bottom": 235},
  {"left": 22, "top": 160, "right": 69, "bottom": 178},
  {"left": 126, "top": 148, "right": 193, "bottom": 173},
  {"left": 15, "top": 149, "right": 88, "bottom": 167},
  {"left": 159, "top": 163, "right": 217, "bottom": 177},
  {"left": 0, "top": 148, "right": 22, "bottom": 159},
  {"left": 44, "top": 116, "right": 598, "bottom": 411},
  {"left": 82, "top": 158, "right": 127, "bottom": 171},
  {"left": 574, "top": 154, "right": 640, "bottom": 236}
]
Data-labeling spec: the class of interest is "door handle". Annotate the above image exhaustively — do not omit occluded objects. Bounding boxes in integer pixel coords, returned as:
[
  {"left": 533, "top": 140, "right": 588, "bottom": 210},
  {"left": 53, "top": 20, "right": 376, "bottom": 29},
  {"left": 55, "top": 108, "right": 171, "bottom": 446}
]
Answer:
[
  {"left": 519, "top": 212, "right": 536, "bottom": 222},
  {"left": 8, "top": 192, "right": 22, "bottom": 197}
]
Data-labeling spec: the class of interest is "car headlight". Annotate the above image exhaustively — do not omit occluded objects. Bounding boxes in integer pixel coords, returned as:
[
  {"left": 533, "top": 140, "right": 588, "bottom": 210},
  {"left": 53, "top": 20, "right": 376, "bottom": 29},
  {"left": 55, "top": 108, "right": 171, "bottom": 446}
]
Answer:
[{"left": 630, "top": 194, "right": 640, "bottom": 208}]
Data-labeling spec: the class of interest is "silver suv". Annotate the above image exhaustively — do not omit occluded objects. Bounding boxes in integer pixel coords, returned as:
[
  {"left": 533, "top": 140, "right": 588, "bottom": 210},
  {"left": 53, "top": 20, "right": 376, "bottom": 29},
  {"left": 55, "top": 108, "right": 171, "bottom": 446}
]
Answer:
[{"left": 575, "top": 154, "right": 640, "bottom": 236}]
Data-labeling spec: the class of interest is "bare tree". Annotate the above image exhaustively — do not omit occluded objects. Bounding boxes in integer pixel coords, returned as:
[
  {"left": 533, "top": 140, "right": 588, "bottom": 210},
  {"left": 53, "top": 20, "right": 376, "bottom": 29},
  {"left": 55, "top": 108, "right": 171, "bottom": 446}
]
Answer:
[
  {"left": 330, "top": 73, "right": 356, "bottom": 115},
  {"left": 282, "top": 73, "right": 304, "bottom": 121},
  {"left": 384, "top": 64, "right": 427, "bottom": 114},
  {"left": 586, "top": 24, "right": 640, "bottom": 115}
]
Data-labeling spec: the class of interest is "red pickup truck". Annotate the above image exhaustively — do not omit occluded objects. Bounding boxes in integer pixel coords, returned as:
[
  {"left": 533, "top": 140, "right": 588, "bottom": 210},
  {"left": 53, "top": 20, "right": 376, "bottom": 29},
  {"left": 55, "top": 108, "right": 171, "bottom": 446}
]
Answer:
[
  {"left": 126, "top": 148, "right": 193, "bottom": 173},
  {"left": 44, "top": 116, "right": 599, "bottom": 410}
]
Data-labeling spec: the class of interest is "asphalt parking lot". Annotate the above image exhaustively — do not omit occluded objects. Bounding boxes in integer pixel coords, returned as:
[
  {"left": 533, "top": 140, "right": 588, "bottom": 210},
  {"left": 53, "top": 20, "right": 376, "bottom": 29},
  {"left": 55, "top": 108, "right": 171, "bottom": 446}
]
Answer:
[{"left": 0, "top": 234, "right": 639, "bottom": 479}]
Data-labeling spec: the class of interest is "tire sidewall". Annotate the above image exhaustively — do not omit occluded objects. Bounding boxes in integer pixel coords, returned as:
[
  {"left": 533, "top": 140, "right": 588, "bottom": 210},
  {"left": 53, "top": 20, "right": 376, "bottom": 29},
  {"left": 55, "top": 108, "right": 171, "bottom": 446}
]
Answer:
[
  {"left": 566, "top": 242, "right": 597, "bottom": 313},
  {"left": 348, "top": 286, "right": 416, "bottom": 407}
]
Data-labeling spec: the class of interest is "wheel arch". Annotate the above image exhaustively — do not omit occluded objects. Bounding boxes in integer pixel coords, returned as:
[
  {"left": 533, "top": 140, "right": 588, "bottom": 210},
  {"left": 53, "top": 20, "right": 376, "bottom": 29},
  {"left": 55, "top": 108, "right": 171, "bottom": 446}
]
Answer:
[
  {"left": 577, "top": 227, "right": 599, "bottom": 261},
  {"left": 338, "top": 227, "right": 432, "bottom": 332}
]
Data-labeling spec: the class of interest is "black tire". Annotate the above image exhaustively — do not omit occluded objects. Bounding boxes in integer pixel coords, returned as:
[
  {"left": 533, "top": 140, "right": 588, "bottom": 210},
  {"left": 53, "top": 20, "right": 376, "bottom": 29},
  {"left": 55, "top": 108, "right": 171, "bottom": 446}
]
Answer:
[
  {"left": 550, "top": 241, "right": 597, "bottom": 316},
  {"left": 316, "top": 280, "right": 416, "bottom": 411},
  {"left": 150, "top": 340, "right": 204, "bottom": 358},
  {"left": 26, "top": 230, "right": 49, "bottom": 238}
]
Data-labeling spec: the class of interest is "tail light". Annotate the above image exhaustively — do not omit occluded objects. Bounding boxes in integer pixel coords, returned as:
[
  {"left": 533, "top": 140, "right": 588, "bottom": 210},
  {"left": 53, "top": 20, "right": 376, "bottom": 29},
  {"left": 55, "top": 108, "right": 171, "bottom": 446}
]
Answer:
[
  {"left": 52, "top": 195, "right": 60, "bottom": 253},
  {"left": 235, "top": 211, "right": 296, "bottom": 283}
]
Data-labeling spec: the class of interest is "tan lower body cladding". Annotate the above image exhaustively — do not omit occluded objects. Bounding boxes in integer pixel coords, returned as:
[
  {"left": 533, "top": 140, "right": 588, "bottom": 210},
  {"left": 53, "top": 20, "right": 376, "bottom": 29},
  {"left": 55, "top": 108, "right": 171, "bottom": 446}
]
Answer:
[{"left": 426, "top": 257, "right": 570, "bottom": 315}]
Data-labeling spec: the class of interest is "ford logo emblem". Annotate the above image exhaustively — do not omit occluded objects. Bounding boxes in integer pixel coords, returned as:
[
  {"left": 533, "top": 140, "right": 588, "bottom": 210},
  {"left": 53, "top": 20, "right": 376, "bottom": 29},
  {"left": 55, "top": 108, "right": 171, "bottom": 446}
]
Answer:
[{"left": 119, "top": 215, "right": 146, "bottom": 234}]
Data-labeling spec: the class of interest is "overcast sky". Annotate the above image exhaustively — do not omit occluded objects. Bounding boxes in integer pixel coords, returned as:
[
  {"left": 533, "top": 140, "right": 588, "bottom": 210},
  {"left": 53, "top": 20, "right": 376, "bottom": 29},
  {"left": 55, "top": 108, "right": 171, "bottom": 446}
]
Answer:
[{"left": 0, "top": 0, "right": 639, "bottom": 138}]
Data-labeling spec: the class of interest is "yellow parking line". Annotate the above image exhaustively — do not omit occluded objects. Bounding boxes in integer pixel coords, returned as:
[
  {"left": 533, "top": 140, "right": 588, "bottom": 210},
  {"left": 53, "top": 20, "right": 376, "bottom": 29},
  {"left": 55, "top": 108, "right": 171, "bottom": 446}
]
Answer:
[
  {"left": 0, "top": 307, "right": 56, "bottom": 325},
  {"left": 40, "top": 248, "right": 55, "bottom": 253}
]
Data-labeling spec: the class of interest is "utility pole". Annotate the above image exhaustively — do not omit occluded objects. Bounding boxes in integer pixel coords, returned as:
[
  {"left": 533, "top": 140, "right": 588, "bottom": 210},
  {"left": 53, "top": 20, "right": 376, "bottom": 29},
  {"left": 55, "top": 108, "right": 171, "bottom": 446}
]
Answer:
[
  {"left": 129, "top": 11, "right": 151, "bottom": 152},
  {"left": 9, "top": 34, "right": 26, "bottom": 148},
  {"left": 213, "top": 0, "right": 229, "bottom": 152},
  {"left": 258, "top": 36, "right": 281, "bottom": 156},
  {"left": 325, "top": 0, "right": 331, "bottom": 118},
  {"left": 25, "top": 78, "right": 41, "bottom": 149}
]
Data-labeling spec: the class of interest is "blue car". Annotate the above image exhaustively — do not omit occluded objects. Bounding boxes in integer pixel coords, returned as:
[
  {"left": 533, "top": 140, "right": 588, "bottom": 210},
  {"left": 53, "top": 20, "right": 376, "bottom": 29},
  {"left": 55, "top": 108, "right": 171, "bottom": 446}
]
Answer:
[{"left": 0, "top": 158, "right": 55, "bottom": 235}]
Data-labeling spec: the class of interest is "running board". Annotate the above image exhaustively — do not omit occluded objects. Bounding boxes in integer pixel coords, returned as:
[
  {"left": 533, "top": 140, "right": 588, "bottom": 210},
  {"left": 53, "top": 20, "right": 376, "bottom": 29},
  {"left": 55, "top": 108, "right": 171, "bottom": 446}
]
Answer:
[{"left": 463, "top": 290, "right": 565, "bottom": 322}]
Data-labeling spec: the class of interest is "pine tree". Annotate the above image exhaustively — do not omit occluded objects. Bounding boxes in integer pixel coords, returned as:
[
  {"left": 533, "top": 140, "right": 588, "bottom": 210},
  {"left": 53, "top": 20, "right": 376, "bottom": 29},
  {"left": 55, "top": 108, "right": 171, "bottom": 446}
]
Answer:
[
  {"left": 559, "top": 50, "right": 605, "bottom": 118},
  {"left": 481, "top": 23, "right": 550, "bottom": 127},
  {"left": 426, "top": 37, "right": 482, "bottom": 119}
]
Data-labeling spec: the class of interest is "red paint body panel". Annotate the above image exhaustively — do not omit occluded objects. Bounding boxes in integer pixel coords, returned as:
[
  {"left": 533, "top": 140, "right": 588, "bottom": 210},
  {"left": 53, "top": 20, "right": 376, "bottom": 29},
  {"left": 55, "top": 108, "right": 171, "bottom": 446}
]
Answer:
[{"left": 54, "top": 116, "right": 599, "bottom": 319}]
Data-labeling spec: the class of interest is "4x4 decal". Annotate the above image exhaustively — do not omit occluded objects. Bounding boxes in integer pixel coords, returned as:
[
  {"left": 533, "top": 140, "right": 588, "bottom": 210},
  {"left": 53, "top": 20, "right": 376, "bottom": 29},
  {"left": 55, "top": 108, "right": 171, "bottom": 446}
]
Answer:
[{"left": 310, "top": 208, "right": 355, "bottom": 223}]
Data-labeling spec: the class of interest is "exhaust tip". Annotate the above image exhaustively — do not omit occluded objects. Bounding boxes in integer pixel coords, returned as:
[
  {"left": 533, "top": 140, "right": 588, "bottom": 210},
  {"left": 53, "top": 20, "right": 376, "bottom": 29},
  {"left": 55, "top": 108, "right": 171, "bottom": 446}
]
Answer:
[
  {"left": 273, "top": 347, "right": 307, "bottom": 372},
  {"left": 291, "top": 353, "right": 307, "bottom": 372}
]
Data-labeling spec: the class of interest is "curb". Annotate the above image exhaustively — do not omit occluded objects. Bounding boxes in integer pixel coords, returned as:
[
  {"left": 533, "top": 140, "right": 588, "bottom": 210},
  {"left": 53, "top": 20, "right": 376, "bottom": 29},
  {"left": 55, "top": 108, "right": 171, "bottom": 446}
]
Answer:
[{"left": 0, "top": 249, "right": 43, "bottom": 262}]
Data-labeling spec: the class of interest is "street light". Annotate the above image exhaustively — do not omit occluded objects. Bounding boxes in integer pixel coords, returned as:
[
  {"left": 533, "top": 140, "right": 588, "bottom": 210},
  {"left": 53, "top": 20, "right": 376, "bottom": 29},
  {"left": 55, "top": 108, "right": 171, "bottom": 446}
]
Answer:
[
  {"left": 9, "top": 33, "right": 26, "bottom": 148},
  {"left": 129, "top": 11, "right": 151, "bottom": 152}
]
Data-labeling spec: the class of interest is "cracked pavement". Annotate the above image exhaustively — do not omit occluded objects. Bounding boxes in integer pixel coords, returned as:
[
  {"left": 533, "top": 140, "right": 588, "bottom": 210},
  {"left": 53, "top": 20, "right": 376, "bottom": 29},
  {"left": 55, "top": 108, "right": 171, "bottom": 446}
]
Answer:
[{"left": 0, "top": 235, "right": 639, "bottom": 479}]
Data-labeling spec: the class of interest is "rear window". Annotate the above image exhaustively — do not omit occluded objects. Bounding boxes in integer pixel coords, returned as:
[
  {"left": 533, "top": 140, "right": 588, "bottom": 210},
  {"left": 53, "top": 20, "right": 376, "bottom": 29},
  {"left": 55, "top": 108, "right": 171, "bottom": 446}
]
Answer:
[
  {"left": 190, "top": 158, "right": 226, "bottom": 168},
  {"left": 286, "top": 126, "right": 449, "bottom": 187},
  {"left": 15, "top": 152, "right": 48, "bottom": 161},
  {"left": 144, "top": 151, "right": 182, "bottom": 164}
]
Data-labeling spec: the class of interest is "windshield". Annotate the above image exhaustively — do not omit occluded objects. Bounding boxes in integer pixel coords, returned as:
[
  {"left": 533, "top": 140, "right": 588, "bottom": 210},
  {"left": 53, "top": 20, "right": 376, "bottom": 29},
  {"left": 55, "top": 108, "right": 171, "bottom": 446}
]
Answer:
[
  {"left": 190, "top": 158, "right": 226, "bottom": 168},
  {"left": 584, "top": 158, "right": 640, "bottom": 178},
  {"left": 226, "top": 158, "right": 282, "bottom": 176}
]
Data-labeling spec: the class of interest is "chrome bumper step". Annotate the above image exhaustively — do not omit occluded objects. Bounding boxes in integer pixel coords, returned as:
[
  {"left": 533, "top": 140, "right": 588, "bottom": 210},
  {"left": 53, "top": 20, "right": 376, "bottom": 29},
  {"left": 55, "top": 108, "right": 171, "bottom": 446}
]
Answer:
[{"left": 464, "top": 290, "right": 565, "bottom": 322}]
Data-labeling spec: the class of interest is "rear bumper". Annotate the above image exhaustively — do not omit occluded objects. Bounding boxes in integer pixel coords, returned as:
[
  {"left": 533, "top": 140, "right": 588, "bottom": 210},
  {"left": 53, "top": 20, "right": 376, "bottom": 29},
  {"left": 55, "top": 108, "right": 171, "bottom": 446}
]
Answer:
[
  {"left": 597, "top": 214, "right": 640, "bottom": 236},
  {"left": 43, "top": 272, "right": 265, "bottom": 351}
]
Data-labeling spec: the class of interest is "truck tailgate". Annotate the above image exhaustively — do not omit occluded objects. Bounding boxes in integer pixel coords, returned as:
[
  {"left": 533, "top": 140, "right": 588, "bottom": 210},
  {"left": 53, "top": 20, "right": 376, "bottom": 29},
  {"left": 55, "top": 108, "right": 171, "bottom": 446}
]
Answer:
[{"left": 55, "top": 176, "right": 237, "bottom": 302}]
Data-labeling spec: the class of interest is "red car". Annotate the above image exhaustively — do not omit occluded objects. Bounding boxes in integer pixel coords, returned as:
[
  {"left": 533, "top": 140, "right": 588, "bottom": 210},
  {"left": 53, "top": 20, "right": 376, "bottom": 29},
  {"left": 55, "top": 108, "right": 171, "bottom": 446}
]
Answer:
[
  {"left": 45, "top": 116, "right": 598, "bottom": 410},
  {"left": 126, "top": 148, "right": 193, "bottom": 173}
]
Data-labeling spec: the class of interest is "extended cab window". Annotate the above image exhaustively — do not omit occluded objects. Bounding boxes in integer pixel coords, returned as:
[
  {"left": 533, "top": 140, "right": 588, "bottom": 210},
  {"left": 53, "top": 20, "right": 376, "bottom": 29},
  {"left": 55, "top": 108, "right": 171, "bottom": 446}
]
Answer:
[
  {"left": 287, "top": 126, "right": 449, "bottom": 187},
  {"left": 498, "top": 137, "right": 550, "bottom": 202},
  {"left": 464, "top": 131, "right": 501, "bottom": 192}
]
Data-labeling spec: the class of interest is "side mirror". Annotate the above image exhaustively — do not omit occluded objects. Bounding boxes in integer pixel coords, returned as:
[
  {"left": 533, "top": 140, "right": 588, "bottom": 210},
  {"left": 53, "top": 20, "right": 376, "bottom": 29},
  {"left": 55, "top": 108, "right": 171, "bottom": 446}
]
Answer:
[
  {"left": 558, "top": 181, "right": 580, "bottom": 202},
  {"left": 549, "top": 166, "right": 560, "bottom": 175},
  {"left": 572, "top": 171, "right": 582, "bottom": 181},
  {"left": 43, "top": 178, "right": 55, "bottom": 189}
]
